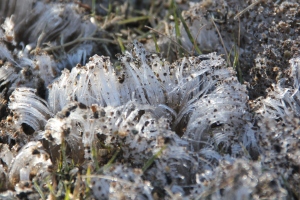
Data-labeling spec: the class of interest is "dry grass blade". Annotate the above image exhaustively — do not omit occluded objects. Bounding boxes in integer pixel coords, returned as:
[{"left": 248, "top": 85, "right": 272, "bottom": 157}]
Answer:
[
  {"left": 32, "top": 30, "right": 116, "bottom": 54},
  {"left": 234, "top": 0, "right": 262, "bottom": 20},
  {"left": 82, "top": 175, "right": 133, "bottom": 185}
]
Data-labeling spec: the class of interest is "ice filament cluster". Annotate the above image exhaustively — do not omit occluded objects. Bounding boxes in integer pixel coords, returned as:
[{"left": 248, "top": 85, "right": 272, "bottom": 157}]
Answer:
[
  {"left": 1, "top": 0, "right": 300, "bottom": 199},
  {"left": 0, "top": 37, "right": 260, "bottom": 198}
]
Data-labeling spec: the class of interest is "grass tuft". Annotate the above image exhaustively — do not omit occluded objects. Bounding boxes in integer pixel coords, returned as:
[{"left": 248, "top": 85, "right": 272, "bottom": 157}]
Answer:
[{"left": 170, "top": 0, "right": 184, "bottom": 57}]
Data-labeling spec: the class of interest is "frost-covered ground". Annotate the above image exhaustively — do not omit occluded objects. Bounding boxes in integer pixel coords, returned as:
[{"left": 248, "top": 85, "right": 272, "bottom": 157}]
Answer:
[{"left": 0, "top": 0, "right": 300, "bottom": 199}]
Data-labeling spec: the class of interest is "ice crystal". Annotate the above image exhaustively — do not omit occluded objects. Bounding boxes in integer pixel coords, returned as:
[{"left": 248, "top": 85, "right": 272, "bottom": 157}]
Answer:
[
  {"left": 3, "top": 0, "right": 300, "bottom": 197},
  {"left": 8, "top": 141, "right": 52, "bottom": 187},
  {"left": 249, "top": 56, "right": 300, "bottom": 198},
  {"left": 0, "top": 144, "right": 13, "bottom": 167},
  {"left": 179, "top": 58, "right": 255, "bottom": 157},
  {"left": 8, "top": 88, "right": 53, "bottom": 131},
  {"left": 190, "top": 159, "right": 287, "bottom": 199},
  {"left": 90, "top": 165, "right": 153, "bottom": 199},
  {"left": 3, "top": 37, "right": 261, "bottom": 198},
  {"left": 0, "top": 0, "right": 98, "bottom": 100},
  {"left": 0, "top": 1, "right": 97, "bottom": 68}
]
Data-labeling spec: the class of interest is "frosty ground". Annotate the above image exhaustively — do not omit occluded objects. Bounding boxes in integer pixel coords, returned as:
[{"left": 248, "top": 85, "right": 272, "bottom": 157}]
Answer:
[{"left": 0, "top": 0, "right": 300, "bottom": 199}]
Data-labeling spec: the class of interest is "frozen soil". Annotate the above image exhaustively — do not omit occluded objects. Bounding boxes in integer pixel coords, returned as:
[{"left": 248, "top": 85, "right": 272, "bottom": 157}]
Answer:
[{"left": 0, "top": 0, "right": 300, "bottom": 199}]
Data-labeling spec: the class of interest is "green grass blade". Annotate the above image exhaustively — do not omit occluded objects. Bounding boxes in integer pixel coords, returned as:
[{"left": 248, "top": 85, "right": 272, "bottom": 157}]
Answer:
[
  {"left": 92, "top": 146, "right": 100, "bottom": 171},
  {"left": 107, "top": 0, "right": 112, "bottom": 16},
  {"left": 142, "top": 145, "right": 167, "bottom": 172},
  {"left": 63, "top": 181, "right": 71, "bottom": 200},
  {"left": 233, "top": 45, "right": 243, "bottom": 83},
  {"left": 178, "top": 10, "right": 202, "bottom": 54},
  {"left": 152, "top": 33, "right": 160, "bottom": 53},
  {"left": 33, "top": 180, "right": 46, "bottom": 200},
  {"left": 91, "top": 0, "right": 96, "bottom": 17},
  {"left": 117, "top": 37, "right": 125, "bottom": 53},
  {"left": 101, "top": 148, "right": 120, "bottom": 172},
  {"left": 85, "top": 165, "right": 91, "bottom": 193},
  {"left": 117, "top": 16, "right": 149, "bottom": 25},
  {"left": 172, "top": 3, "right": 180, "bottom": 38},
  {"left": 171, "top": 0, "right": 183, "bottom": 56}
]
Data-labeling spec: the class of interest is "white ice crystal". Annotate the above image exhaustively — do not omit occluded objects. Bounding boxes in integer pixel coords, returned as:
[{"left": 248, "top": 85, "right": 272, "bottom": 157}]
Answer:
[
  {"left": 179, "top": 0, "right": 244, "bottom": 53},
  {"left": 0, "top": 0, "right": 98, "bottom": 100},
  {"left": 0, "top": 144, "right": 13, "bottom": 167},
  {"left": 1, "top": 0, "right": 300, "bottom": 199},
  {"left": 190, "top": 159, "right": 287, "bottom": 199},
  {"left": 0, "top": 16, "right": 16, "bottom": 45},
  {"left": 6, "top": 1, "right": 96, "bottom": 63},
  {"left": 8, "top": 88, "right": 53, "bottom": 131},
  {"left": 11, "top": 41, "right": 254, "bottom": 156},
  {"left": 90, "top": 165, "right": 153, "bottom": 199},
  {"left": 0, "top": 44, "right": 14, "bottom": 64},
  {"left": 5, "top": 38, "right": 258, "bottom": 198},
  {"left": 0, "top": 61, "right": 19, "bottom": 91},
  {"left": 252, "top": 57, "right": 300, "bottom": 119},
  {"left": 8, "top": 141, "right": 52, "bottom": 187},
  {"left": 251, "top": 56, "right": 300, "bottom": 198}
]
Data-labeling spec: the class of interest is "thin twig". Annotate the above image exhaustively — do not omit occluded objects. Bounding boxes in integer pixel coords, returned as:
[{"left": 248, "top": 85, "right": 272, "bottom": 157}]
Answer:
[
  {"left": 82, "top": 174, "right": 133, "bottom": 185},
  {"left": 234, "top": 0, "right": 261, "bottom": 21},
  {"left": 99, "top": 3, "right": 109, "bottom": 12},
  {"left": 40, "top": 37, "right": 116, "bottom": 52},
  {"left": 211, "top": 18, "right": 231, "bottom": 67}
]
